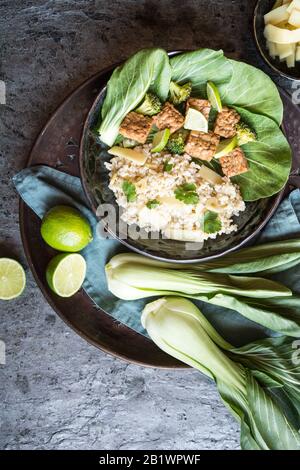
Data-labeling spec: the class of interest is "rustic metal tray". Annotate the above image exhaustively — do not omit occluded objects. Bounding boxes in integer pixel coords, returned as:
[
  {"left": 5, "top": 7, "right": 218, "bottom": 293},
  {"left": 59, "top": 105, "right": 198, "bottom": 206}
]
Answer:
[
  {"left": 20, "top": 68, "right": 185, "bottom": 368},
  {"left": 19, "top": 66, "right": 300, "bottom": 368}
]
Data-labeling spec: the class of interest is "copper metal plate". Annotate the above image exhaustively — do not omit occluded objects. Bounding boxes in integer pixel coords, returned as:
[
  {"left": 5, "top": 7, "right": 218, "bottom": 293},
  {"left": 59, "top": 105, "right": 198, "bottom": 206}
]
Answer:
[
  {"left": 19, "top": 64, "right": 299, "bottom": 367},
  {"left": 19, "top": 69, "right": 185, "bottom": 368}
]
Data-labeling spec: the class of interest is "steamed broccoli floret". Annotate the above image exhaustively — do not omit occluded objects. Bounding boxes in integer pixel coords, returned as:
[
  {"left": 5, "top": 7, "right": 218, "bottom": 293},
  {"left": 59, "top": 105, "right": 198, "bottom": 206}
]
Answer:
[
  {"left": 169, "top": 81, "right": 192, "bottom": 105},
  {"left": 167, "top": 136, "right": 185, "bottom": 154},
  {"left": 166, "top": 130, "right": 188, "bottom": 155},
  {"left": 135, "top": 93, "right": 162, "bottom": 116},
  {"left": 236, "top": 122, "right": 257, "bottom": 146}
]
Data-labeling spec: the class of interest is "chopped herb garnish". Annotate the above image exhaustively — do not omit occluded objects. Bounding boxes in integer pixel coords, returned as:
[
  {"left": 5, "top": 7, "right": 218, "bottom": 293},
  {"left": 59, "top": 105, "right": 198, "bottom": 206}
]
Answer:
[
  {"left": 174, "top": 183, "right": 199, "bottom": 205},
  {"left": 164, "top": 161, "right": 173, "bottom": 172},
  {"left": 114, "top": 134, "right": 124, "bottom": 145},
  {"left": 122, "top": 180, "right": 137, "bottom": 202},
  {"left": 146, "top": 199, "right": 160, "bottom": 209},
  {"left": 203, "top": 210, "right": 222, "bottom": 234}
]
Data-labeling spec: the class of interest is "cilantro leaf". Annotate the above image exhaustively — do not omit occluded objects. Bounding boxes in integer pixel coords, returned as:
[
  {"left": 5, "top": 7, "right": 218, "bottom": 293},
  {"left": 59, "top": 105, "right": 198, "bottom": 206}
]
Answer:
[
  {"left": 146, "top": 199, "right": 160, "bottom": 209},
  {"left": 174, "top": 183, "right": 199, "bottom": 205},
  {"left": 122, "top": 180, "right": 137, "bottom": 202},
  {"left": 163, "top": 161, "right": 173, "bottom": 172},
  {"left": 114, "top": 134, "right": 124, "bottom": 145},
  {"left": 181, "top": 183, "right": 197, "bottom": 191},
  {"left": 203, "top": 210, "right": 222, "bottom": 234}
]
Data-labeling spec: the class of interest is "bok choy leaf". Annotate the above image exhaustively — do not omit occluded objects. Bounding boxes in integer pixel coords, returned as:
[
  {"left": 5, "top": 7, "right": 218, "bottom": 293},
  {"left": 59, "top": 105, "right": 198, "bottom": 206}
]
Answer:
[
  {"left": 229, "top": 107, "right": 291, "bottom": 201},
  {"left": 141, "top": 297, "right": 300, "bottom": 450},
  {"left": 194, "top": 294, "right": 300, "bottom": 338},
  {"left": 230, "top": 336, "right": 300, "bottom": 397},
  {"left": 105, "top": 239, "right": 300, "bottom": 276},
  {"left": 106, "top": 256, "right": 291, "bottom": 299},
  {"left": 97, "top": 48, "right": 171, "bottom": 146},
  {"left": 204, "top": 238, "right": 300, "bottom": 275},
  {"left": 170, "top": 50, "right": 283, "bottom": 125},
  {"left": 170, "top": 49, "right": 232, "bottom": 97},
  {"left": 105, "top": 253, "right": 300, "bottom": 336}
]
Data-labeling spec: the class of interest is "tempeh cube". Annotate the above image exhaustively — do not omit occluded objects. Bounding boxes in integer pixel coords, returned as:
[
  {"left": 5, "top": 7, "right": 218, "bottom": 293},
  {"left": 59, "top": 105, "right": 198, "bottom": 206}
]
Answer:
[
  {"left": 219, "top": 147, "right": 249, "bottom": 177},
  {"left": 214, "top": 107, "right": 240, "bottom": 138},
  {"left": 119, "top": 112, "right": 153, "bottom": 144},
  {"left": 154, "top": 102, "right": 185, "bottom": 134},
  {"left": 184, "top": 131, "right": 220, "bottom": 161}
]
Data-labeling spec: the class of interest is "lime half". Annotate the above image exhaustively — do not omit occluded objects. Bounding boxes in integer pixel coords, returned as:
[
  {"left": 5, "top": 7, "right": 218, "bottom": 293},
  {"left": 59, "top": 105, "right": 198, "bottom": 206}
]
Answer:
[
  {"left": 207, "top": 81, "right": 222, "bottom": 112},
  {"left": 0, "top": 258, "right": 26, "bottom": 300},
  {"left": 46, "top": 253, "right": 86, "bottom": 297},
  {"left": 214, "top": 136, "right": 238, "bottom": 159},
  {"left": 41, "top": 205, "right": 93, "bottom": 252},
  {"left": 184, "top": 108, "right": 208, "bottom": 132},
  {"left": 151, "top": 129, "right": 170, "bottom": 153}
]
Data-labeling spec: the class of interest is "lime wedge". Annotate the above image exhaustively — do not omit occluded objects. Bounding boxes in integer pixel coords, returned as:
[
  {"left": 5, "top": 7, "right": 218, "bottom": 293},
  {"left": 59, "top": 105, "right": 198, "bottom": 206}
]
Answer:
[
  {"left": 0, "top": 258, "right": 26, "bottom": 300},
  {"left": 151, "top": 129, "right": 170, "bottom": 153},
  {"left": 214, "top": 136, "right": 238, "bottom": 159},
  {"left": 207, "top": 81, "right": 222, "bottom": 112},
  {"left": 46, "top": 253, "right": 86, "bottom": 297},
  {"left": 184, "top": 108, "right": 208, "bottom": 132}
]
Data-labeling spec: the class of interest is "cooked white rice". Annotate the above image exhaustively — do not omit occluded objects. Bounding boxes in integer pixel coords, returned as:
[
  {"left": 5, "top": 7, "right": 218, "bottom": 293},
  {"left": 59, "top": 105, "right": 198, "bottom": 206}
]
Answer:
[{"left": 105, "top": 145, "right": 246, "bottom": 242}]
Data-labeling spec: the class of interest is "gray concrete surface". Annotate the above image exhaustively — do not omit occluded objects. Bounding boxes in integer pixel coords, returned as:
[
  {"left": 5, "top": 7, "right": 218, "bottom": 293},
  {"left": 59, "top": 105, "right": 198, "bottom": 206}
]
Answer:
[{"left": 0, "top": 0, "right": 291, "bottom": 450}]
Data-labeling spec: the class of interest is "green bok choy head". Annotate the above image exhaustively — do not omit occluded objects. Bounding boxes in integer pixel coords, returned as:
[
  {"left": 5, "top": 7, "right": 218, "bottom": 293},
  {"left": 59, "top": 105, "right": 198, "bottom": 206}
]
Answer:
[
  {"left": 105, "top": 254, "right": 291, "bottom": 300},
  {"left": 97, "top": 48, "right": 171, "bottom": 146},
  {"left": 105, "top": 253, "right": 300, "bottom": 337},
  {"left": 142, "top": 297, "right": 300, "bottom": 450}
]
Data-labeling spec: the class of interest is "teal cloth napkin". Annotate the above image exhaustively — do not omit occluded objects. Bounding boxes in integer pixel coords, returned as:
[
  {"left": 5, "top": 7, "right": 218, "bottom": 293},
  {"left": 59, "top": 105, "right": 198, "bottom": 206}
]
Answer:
[{"left": 13, "top": 165, "right": 300, "bottom": 345}]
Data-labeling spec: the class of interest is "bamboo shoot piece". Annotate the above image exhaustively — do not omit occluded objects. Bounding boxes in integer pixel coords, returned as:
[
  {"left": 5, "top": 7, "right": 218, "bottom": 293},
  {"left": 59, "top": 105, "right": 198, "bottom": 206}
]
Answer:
[
  {"left": 264, "top": 4, "right": 290, "bottom": 25},
  {"left": 287, "top": 0, "right": 300, "bottom": 13},
  {"left": 107, "top": 146, "right": 147, "bottom": 165},
  {"left": 286, "top": 51, "right": 296, "bottom": 66},
  {"left": 276, "top": 42, "right": 295, "bottom": 58},
  {"left": 264, "top": 23, "right": 300, "bottom": 43},
  {"left": 263, "top": 1, "right": 300, "bottom": 67},
  {"left": 197, "top": 165, "right": 223, "bottom": 185},
  {"left": 268, "top": 41, "right": 278, "bottom": 57},
  {"left": 288, "top": 9, "right": 300, "bottom": 26}
]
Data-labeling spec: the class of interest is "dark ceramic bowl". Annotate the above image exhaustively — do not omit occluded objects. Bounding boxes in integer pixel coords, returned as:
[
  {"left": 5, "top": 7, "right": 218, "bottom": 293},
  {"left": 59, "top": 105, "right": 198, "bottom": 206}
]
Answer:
[
  {"left": 254, "top": 0, "right": 300, "bottom": 81},
  {"left": 79, "top": 54, "right": 284, "bottom": 263}
]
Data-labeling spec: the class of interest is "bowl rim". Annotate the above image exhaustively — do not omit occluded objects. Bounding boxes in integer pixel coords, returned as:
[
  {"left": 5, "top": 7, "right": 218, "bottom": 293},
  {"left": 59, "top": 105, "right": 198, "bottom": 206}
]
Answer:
[
  {"left": 253, "top": 0, "right": 300, "bottom": 82},
  {"left": 79, "top": 50, "right": 286, "bottom": 264}
]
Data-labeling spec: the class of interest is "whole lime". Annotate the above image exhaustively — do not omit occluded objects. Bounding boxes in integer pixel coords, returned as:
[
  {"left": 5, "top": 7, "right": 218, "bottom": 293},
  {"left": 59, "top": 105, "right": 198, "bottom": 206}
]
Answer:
[{"left": 41, "top": 205, "right": 93, "bottom": 252}]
